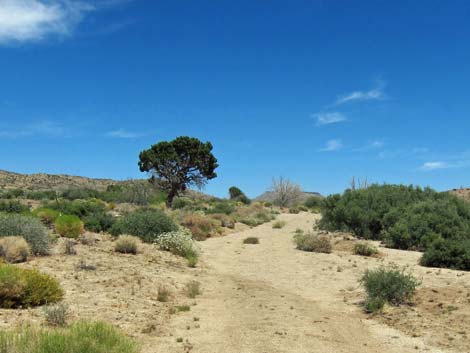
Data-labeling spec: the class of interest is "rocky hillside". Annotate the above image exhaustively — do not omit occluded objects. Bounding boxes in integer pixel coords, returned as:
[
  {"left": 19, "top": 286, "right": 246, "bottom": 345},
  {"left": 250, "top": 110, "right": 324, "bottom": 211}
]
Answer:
[
  {"left": 0, "top": 170, "right": 118, "bottom": 191},
  {"left": 449, "top": 188, "right": 470, "bottom": 201}
]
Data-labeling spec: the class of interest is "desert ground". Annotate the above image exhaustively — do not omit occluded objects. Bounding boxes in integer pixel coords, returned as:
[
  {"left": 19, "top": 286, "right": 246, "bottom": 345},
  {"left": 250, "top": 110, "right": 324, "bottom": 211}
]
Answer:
[{"left": 2, "top": 212, "right": 469, "bottom": 353}]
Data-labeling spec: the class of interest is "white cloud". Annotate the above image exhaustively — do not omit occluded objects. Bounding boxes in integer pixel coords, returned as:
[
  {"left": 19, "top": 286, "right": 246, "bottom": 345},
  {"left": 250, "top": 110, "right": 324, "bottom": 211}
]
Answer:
[
  {"left": 355, "top": 140, "right": 384, "bottom": 152},
  {"left": 314, "top": 112, "right": 347, "bottom": 126},
  {"left": 334, "top": 82, "right": 386, "bottom": 106},
  {"left": 0, "top": 121, "right": 67, "bottom": 137},
  {"left": 320, "top": 139, "right": 343, "bottom": 152},
  {"left": 0, "top": 0, "right": 131, "bottom": 44},
  {"left": 420, "top": 161, "right": 449, "bottom": 171},
  {"left": 105, "top": 129, "right": 140, "bottom": 139}
]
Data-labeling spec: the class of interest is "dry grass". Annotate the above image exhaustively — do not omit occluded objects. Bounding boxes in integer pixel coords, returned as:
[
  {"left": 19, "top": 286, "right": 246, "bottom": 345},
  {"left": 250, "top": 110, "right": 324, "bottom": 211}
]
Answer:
[{"left": 0, "top": 236, "right": 30, "bottom": 263}]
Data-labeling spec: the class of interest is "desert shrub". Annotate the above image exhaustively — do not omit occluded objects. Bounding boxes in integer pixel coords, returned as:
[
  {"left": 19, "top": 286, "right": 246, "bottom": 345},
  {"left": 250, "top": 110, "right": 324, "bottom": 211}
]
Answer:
[
  {"left": 294, "top": 232, "right": 332, "bottom": 253},
  {"left": 33, "top": 207, "right": 60, "bottom": 225},
  {"left": 157, "top": 228, "right": 200, "bottom": 266},
  {"left": 288, "top": 207, "right": 300, "bottom": 214},
  {"left": 185, "top": 280, "right": 201, "bottom": 298},
  {"left": 271, "top": 177, "right": 302, "bottom": 207},
  {"left": 64, "top": 240, "right": 77, "bottom": 255},
  {"left": 55, "top": 215, "right": 84, "bottom": 239},
  {"left": 298, "top": 205, "right": 308, "bottom": 212},
  {"left": 0, "top": 264, "right": 63, "bottom": 308},
  {"left": 272, "top": 220, "right": 286, "bottom": 229},
  {"left": 229, "top": 186, "right": 251, "bottom": 205},
  {"left": 304, "top": 196, "right": 322, "bottom": 209},
  {"left": 318, "top": 184, "right": 470, "bottom": 256},
  {"left": 360, "top": 266, "right": 420, "bottom": 312},
  {"left": 181, "top": 213, "right": 220, "bottom": 240},
  {"left": 0, "top": 236, "right": 30, "bottom": 263},
  {"left": 353, "top": 243, "right": 379, "bottom": 257},
  {"left": 420, "top": 239, "right": 470, "bottom": 271},
  {"left": 83, "top": 212, "right": 115, "bottom": 233},
  {"left": 209, "top": 213, "right": 236, "bottom": 229},
  {"left": 0, "top": 213, "right": 50, "bottom": 255},
  {"left": 100, "top": 181, "right": 165, "bottom": 206},
  {"left": 110, "top": 209, "right": 177, "bottom": 243},
  {"left": 114, "top": 235, "right": 140, "bottom": 254},
  {"left": 0, "top": 189, "right": 24, "bottom": 199},
  {"left": 157, "top": 286, "right": 170, "bottom": 302},
  {"left": 0, "top": 200, "right": 30, "bottom": 214},
  {"left": 206, "top": 201, "right": 236, "bottom": 215},
  {"left": 0, "top": 321, "right": 138, "bottom": 353},
  {"left": 243, "top": 237, "right": 259, "bottom": 244},
  {"left": 43, "top": 303, "right": 69, "bottom": 327},
  {"left": 44, "top": 199, "right": 107, "bottom": 219},
  {"left": 25, "top": 190, "right": 57, "bottom": 200},
  {"left": 236, "top": 204, "right": 277, "bottom": 227},
  {"left": 171, "top": 197, "right": 192, "bottom": 209},
  {"left": 61, "top": 188, "right": 99, "bottom": 200}
]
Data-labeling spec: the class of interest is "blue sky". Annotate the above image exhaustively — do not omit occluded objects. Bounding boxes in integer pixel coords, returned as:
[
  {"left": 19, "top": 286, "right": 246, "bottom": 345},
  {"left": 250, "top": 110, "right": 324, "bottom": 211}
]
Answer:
[{"left": 0, "top": 0, "right": 469, "bottom": 198}]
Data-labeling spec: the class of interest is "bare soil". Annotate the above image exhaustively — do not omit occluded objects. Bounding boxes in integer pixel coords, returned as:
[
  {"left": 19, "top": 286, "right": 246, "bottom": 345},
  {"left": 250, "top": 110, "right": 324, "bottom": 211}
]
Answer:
[{"left": 1, "top": 213, "right": 469, "bottom": 353}]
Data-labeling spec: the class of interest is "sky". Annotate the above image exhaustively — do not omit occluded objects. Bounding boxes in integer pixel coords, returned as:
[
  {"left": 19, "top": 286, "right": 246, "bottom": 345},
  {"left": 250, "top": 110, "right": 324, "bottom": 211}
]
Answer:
[{"left": 0, "top": 0, "right": 469, "bottom": 198}]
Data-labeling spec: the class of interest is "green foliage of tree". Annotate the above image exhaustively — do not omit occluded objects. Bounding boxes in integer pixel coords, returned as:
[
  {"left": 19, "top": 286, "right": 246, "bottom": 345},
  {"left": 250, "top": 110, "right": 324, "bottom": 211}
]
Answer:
[
  {"left": 138, "top": 136, "right": 218, "bottom": 206},
  {"left": 228, "top": 186, "right": 251, "bottom": 205}
]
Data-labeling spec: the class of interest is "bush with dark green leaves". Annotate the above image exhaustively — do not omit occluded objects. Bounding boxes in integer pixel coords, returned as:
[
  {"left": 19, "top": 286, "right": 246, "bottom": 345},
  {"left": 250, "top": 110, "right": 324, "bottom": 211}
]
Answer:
[
  {"left": 25, "top": 190, "right": 57, "bottom": 200},
  {"left": 171, "top": 197, "right": 192, "bottom": 209},
  {"left": 110, "top": 209, "right": 178, "bottom": 243},
  {"left": 229, "top": 186, "right": 251, "bottom": 205},
  {"left": 304, "top": 195, "right": 322, "bottom": 209},
  {"left": 0, "top": 189, "right": 24, "bottom": 199},
  {"left": 99, "top": 182, "right": 166, "bottom": 206},
  {"left": 61, "top": 188, "right": 99, "bottom": 200},
  {"left": 207, "top": 201, "right": 236, "bottom": 215},
  {"left": 0, "top": 213, "right": 51, "bottom": 255},
  {"left": 83, "top": 212, "right": 115, "bottom": 233},
  {"left": 360, "top": 266, "right": 420, "bottom": 313},
  {"left": 420, "top": 239, "right": 470, "bottom": 271},
  {"left": 44, "top": 199, "right": 107, "bottom": 219},
  {"left": 0, "top": 200, "right": 30, "bottom": 214}
]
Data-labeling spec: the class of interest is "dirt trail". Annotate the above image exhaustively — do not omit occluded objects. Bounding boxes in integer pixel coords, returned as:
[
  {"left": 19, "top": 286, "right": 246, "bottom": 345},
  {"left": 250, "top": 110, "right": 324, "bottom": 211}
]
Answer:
[{"left": 154, "top": 213, "right": 453, "bottom": 353}]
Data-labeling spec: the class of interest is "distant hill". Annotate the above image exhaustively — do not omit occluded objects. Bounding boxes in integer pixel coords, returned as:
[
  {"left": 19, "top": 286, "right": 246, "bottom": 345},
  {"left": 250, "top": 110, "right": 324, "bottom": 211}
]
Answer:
[
  {"left": 254, "top": 191, "right": 323, "bottom": 203},
  {"left": 0, "top": 170, "right": 118, "bottom": 191},
  {"left": 449, "top": 188, "right": 470, "bottom": 201}
]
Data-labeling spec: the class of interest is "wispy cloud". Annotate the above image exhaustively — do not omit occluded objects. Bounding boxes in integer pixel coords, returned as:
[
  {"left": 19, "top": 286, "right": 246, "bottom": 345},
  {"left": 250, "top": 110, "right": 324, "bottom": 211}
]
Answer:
[
  {"left": 354, "top": 140, "right": 385, "bottom": 152},
  {"left": 105, "top": 129, "right": 140, "bottom": 139},
  {"left": 420, "top": 161, "right": 450, "bottom": 171},
  {"left": 314, "top": 112, "right": 347, "bottom": 126},
  {"left": 0, "top": 121, "right": 68, "bottom": 138},
  {"left": 333, "top": 81, "right": 386, "bottom": 106},
  {"left": 320, "top": 139, "right": 343, "bottom": 152}
]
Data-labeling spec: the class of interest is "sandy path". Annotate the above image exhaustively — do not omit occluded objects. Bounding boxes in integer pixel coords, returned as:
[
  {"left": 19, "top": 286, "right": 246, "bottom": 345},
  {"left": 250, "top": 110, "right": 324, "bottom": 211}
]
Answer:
[{"left": 153, "top": 213, "right": 451, "bottom": 353}]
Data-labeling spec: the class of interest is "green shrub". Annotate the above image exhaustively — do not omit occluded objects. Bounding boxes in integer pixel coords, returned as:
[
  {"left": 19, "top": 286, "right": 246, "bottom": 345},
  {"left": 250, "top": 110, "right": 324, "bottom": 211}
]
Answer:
[
  {"left": 420, "top": 239, "right": 470, "bottom": 271},
  {"left": 0, "top": 189, "right": 24, "bottom": 199},
  {"left": 43, "top": 303, "right": 69, "bottom": 327},
  {"left": 83, "top": 212, "right": 115, "bottom": 233},
  {"left": 288, "top": 207, "right": 300, "bottom": 214},
  {"left": 33, "top": 207, "right": 60, "bottom": 225},
  {"left": 304, "top": 196, "right": 322, "bottom": 209},
  {"left": 54, "top": 215, "right": 84, "bottom": 238},
  {"left": 171, "top": 197, "right": 192, "bottom": 209},
  {"left": 111, "top": 209, "right": 178, "bottom": 243},
  {"left": 44, "top": 199, "right": 107, "bottom": 219},
  {"left": 114, "top": 235, "right": 140, "bottom": 254},
  {"left": 229, "top": 186, "right": 251, "bottom": 205},
  {"left": 0, "top": 264, "right": 63, "bottom": 308},
  {"left": 0, "top": 200, "right": 30, "bottom": 214},
  {"left": 61, "top": 188, "right": 99, "bottom": 200},
  {"left": 353, "top": 243, "right": 379, "bottom": 257},
  {"left": 243, "top": 237, "right": 259, "bottom": 244},
  {"left": 360, "top": 266, "right": 420, "bottom": 313},
  {"left": 272, "top": 220, "right": 286, "bottom": 229},
  {"left": 0, "top": 214, "right": 50, "bottom": 255},
  {"left": 294, "top": 232, "right": 332, "bottom": 253},
  {"left": 0, "top": 321, "right": 138, "bottom": 353},
  {"left": 25, "top": 190, "right": 57, "bottom": 200},
  {"left": 207, "top": 201, "right": 236, "bottom": 215}
]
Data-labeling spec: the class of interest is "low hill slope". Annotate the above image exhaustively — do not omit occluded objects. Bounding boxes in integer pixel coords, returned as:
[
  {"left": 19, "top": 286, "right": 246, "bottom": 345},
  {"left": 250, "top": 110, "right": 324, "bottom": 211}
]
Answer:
[{"left": 254, "top": 190, "right": 323, "bottom": 203}]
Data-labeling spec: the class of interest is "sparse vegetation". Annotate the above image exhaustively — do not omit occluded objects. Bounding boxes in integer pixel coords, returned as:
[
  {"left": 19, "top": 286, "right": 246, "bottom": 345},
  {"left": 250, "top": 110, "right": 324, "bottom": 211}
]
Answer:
[
  {"left": 181, "top": 213, "right": 220, "bottom": 240},
  {"left": 271, "top": 177, "right": 302, "bottom": 207},
  {"left": 294, "top": 232, "right": 332, "bottom": 253},
  {"left": 157, "top": 228, "right": 200, "bottom": 266},
  {"left": 0, "top": 264, "right": 63, "bottom": 308},
  {"left": 360, "top": 266, "right": 420, "bottom": 313},
  {"left": 43, "top": 303, "right": 70, "bottom": 327},
  {"left": 353, "top": 243, "right": 379, "bottom": 257},
  {"left": 243, "top": 237, "right": 259, "bottom": 244},
  {"left": 272, "top": 220, "right": 286, "bottom": 229},
  {"left": 157, "top": 286, "right": 170, "bottom": 302},
  {"left": 185, "top": 280, "right": 201, "bottom": 298},
  {"left": 64, "top": 239, "right": 77, "bottom": 255},
  {"left": 0, "top": 321, "right": 138, "bottom": 353}
]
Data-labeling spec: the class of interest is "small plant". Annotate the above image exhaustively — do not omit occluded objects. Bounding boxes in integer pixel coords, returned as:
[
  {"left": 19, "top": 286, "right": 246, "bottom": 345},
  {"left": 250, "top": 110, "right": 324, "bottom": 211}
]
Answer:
[
  {"left": 185, "top": 280, "right": 201, "bottom": 298},
  {"left": 0, "top": 264, "right": 63, "bottom": 308},
  {"left": 354, "top": 243, "right": 379, "bottom": 257},
  {"left": 360, "top": 266, "right": 420, "bottom": 313},
  {"left": 0, "top": 321, "right": 138, "bottom": 353},
  {"left": 157, "top": 285, "right": 170, "bottom": 302},
  {"left": 76, "top": 259, "right": 97, "bottom": 271},
  {"left": 64, "top": 240, "right": 77, "bottom": 255},
  {"left": 181, "top": 213, "right": 220, "bottom": 240},
  {"left": 114, "top": 235, "right": 139, "bottom": 254},
  {"left": 0, "top": 214, "right": 50, "bottom": 255},
  {"left": 243, "top": 237, "right": 259, "bottom": 244},
  {"left": 175, "top": 305, "right": 191, "bottom": 312},
  {"left": 55, "top": 215, "right": 84, "bottom": 239},
  {"left": 272, "top": 220, "right": 286, "bottom": 229},
  {"left": 33, "top": 207, "right": 60, "bottom": 225},
  {"left": 43, "top": 303, "right": 69, "bottom": 327},
  {"left": 0, "top": 236, "right": 31, "bottom": 263},
  {"left": 157, "top": 229, "right": 200, "bottom": 267},
  {"left": 294, "top": 232, "right": 332, "bottom": 253},
  {"left": 288, "top": 207, "right": 300, "bottom": 214}
]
